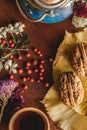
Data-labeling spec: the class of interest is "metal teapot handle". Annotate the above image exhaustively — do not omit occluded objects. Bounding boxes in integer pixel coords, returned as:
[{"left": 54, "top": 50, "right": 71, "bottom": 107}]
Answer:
[{"left": 16, "top": 0, "right": 52, "bottom": 22}]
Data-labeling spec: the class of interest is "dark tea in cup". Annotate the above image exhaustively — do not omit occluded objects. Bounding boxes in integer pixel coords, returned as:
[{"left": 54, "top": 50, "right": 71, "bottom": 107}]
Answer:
[
  {"left": 14, "top": 111, "right": 44, "bottom": 130},
  {"left": 9, "top": 107, "right": 50, "bottom": 130}
]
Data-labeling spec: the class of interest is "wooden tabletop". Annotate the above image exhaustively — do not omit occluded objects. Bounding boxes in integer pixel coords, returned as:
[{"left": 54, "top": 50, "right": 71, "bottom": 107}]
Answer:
[{"left": 0, "top": 0, "right": 78, "bottom": 130}]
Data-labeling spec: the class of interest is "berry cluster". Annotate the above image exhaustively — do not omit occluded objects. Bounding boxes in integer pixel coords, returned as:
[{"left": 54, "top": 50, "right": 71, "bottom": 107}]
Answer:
[
  {"left": 0, "top": 22, "right": 53, "bottom": 90},
  {"left": 9, "top": 47, "right": 53, "bottom": 89},
  {"left": 0, "top": 22, "right": 29, "bottom": 74}
]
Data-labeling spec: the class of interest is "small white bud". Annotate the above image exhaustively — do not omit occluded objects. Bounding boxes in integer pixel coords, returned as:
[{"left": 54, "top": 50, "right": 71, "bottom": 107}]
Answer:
[
  {"left": 8, "top": 24, "right": 13, "bottom": 31},
  {"left": 14, "top": 22, "right": 19, "bottom": 28}
]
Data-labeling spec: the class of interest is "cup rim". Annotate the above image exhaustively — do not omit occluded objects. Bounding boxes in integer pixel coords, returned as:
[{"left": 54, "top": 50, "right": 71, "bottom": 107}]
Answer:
[{"left": 9, "top": 107, "right": 50, "bottom": 130}]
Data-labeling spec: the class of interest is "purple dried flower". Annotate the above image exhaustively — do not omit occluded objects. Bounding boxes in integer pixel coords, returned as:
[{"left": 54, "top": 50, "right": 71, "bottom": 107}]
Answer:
[
  {"left": 0, "top": 79, "right": 17, "bottom": 122},
  {"left": 2, "top": 88, "right": 25, "bottom": 123},
  {"left": 0, "top": 80, "right": 17, "bottom": 97},
  {"left": 9, "top": 88, "right": 25, "bottom": 110},
  {"left": 9, "top": 95, "right": 25, "bottom": 111},
  {"left": 15, "top": 87, "right": 24, "bottom": 95}
]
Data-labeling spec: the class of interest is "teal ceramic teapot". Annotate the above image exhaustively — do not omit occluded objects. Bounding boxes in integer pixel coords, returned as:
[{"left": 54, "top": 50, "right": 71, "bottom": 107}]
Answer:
[{"left": 16, "top": 0, "right": 75, "bottom": 23}]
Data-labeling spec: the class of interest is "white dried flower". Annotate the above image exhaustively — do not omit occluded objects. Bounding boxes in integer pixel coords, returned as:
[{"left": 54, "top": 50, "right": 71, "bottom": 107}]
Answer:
[
  {"left": 14, "top": 22, "right": 20, "bottom": 28},
  {"left": 0, "top": 27, "right": 5, "bottom": 32},
  {"left": 4, "top": 27, "right": 9, "bottom": 32},
  {"left": 4, "top": 59, "right": 18, "bottom": 74},
  {"left": 21, "top": 23, "right": 25, "bottom": 28},
  {"left": 18, "top": 27, "right": 24, "bottom": 32},
  {"left": 9, "top": 62, "right": 18, "bottom": 74},
  {"left": 2, "top": 31, "right": 7, "bottom": 38},
  {"left": 15, "top": 32, "right": 19, "bottom": 35},
  {"left": 8, "top": 24, "right": 14, "bottom": 31},
  {"left": 11, "top": 68, "right": 17, "bottom": 74},
  {"left": 72, "top": 16, "right": 87, "bottom": 28},
  {"left": 83, "top": 26, "right": 87, "bottom": 32},
  {"left": 4, "top": 64, "right": 9, "bottom": 70},
  {"left": 6, "top": 59, "right": 12, "bottom": 66},
  {"left": 0, "top": 26, "right": 9, "bottom": 38},
  {"left": 0, "top": 35, "right": 3, "bottom": 39},
  {"left": 14, "top": 22, "right": 25, "bottom": 33},
  {"left": 4, "top": 59, "right": 12, "bottom": 70}
]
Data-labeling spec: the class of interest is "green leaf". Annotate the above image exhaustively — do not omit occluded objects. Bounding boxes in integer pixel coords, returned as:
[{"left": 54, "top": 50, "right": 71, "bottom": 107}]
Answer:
[
  {"left": 22, "top": 33, "right": 28, "bottom": 41},
  {"left": 12, "top": 37, "right": 18, "bottom": 44},
  {"left": 16, "top": 42, "right": 23, "bottom": 48},
  {"left": 0, "top": 44, "right": 5, "bottom": 49},
  {"left": 24, "top": 42, "right": 30, "bottom": 46},
  {"left": 11, "top": 50, "right": 18, "bottom": 55},
  {"left": 0, "top": 49, "right": 4, "bottom": 58}
]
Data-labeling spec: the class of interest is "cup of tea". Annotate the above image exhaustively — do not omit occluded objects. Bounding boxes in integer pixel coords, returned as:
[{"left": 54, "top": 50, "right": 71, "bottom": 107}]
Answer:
[{"left": 9, "top": 107, "right": 50, "bottom": 130}]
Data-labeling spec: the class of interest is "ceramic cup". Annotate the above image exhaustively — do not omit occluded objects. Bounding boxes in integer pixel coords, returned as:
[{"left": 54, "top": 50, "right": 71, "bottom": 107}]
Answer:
[{"left": 9, "top": 107, "right": 50, "bottom": 130}]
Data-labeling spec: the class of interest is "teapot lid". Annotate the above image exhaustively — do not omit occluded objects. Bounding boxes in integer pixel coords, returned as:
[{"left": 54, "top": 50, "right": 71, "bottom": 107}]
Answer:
[
  {"left": 38, "top": 0, "right": 62, "bottom": 4},
  {"left": 34, "top": 0, "right": 70, "bottom": 9}
]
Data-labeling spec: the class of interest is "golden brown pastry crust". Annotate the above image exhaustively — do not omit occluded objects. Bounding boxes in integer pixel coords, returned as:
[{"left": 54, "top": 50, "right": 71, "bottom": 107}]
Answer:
[{"left": 53, "top": 31, "right": 87, "bottom": 115}]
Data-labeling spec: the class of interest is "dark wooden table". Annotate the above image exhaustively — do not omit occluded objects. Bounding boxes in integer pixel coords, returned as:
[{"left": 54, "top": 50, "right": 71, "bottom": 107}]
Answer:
[{"left": 0, "top": 0, "right": 78, "bottom": 130}]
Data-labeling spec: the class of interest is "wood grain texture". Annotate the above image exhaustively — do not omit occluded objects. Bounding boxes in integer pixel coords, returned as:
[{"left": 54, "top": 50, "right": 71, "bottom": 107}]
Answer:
[{"left": 0, "top": 0, "right": 78, "bottom": 130}]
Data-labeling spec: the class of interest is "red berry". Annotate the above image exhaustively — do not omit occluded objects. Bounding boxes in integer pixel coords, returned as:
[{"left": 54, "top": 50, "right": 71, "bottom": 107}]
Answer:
[
  {"left": 24, "top": 85, "right": 28, "bottom": 90},
  {"left": 39, "top": 64, "right": 43, "bottom": 69},
  {"left": 37, "top": 51, "right": 41, "bottom": 55},
  {"left": 40, "top": 60, "right": 45, "bottom": 64},
  {"left": 8, "top": 40, "right": 12, "bottom": 44},
  {"left": 39, "top": 73, "right": 43, "bottom": 76},
  {"left": 18, "top": 69, "right": 23, "bottom": 74},
  {"left": 9, "top": 74, "right": 14, "bottom": 79},
  {"left": 34, "top": 48, "right": 38, "bottom": 52},
  {"left": 18, "top": 55, "right": 22, "bottom": 60},
  {"left": 16, "top": 82, "right": 19, "bottom": 85},
  {"left": 39, "top": 76, "right": 44, "bottom": 81},
  {"left": 34, "top": 69, "right": 38, "bottom": 73},
  {"left": 40, "top": 69, "right": 45, "bottom": 73},
  {"left": 23, "top": 77, "right": 27, "bottom": 82},
  {"left": 27, "top": 76, "right": 31, "bottom": 80},
  {"left": 26, "top": 52, "right": 30, "bottom": 58},
  {"left": 2, "top": 39, "right": 6, "bottom": 44},
  {"left": 26, "top": 62, "right": 31, "bottom": 67},
  {"left": 30, "top": 78, "right": 34, "bottom": 83},
  {"left": 10, "top": 42, "right": 15, "bottom": 48},
  {"left": 39, "top": 53, "right": 43, "bottom": 57},
  {"left": 33, "top": 60, "right": 38, "bottom": 65},
  {"left": 27, "top": 69, "right": 32, "bottom": 74},
  {"left": 9, "top": 54, "right": 14, "bottom": 59},
  {"left": 45, "top": 82, "right": 50, "bottom": 87},
  {"left": 37, "top": 80, "right": 41, "bottom": 83}
]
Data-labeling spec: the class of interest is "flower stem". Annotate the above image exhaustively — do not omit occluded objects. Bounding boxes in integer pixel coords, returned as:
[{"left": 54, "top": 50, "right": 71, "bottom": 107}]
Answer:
[{"left": 5, "top": 48, "right": 29, "bottom": 51}]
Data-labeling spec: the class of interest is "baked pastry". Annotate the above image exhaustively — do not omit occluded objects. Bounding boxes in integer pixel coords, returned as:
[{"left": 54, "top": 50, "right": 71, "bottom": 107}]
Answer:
[
  {"left": 71, "top": 43, "right": 87, "bottom": 76},
  {"left": 53, "top": 31, "right": 87, "bottom": 115},
  {"left": 42, "top": 85, "right": 87, "bottom": 130},
  {"left": 58, "top": 71, "right": 84, "bottom": 108},
  {"left": 42, "top": 31, "right": 87, "bottom": 130}
]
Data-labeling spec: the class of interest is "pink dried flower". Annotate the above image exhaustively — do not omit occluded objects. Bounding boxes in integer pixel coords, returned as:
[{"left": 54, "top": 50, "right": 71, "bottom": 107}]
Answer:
[
  {"left": 73, "top": 1, "right": 87, "bottom": 18},
  {"left": 0, "top": 80, "right": 17, "bottom": 97},
  {"left": 0, "top": 80, "right": 17, "bottom": 122}
]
